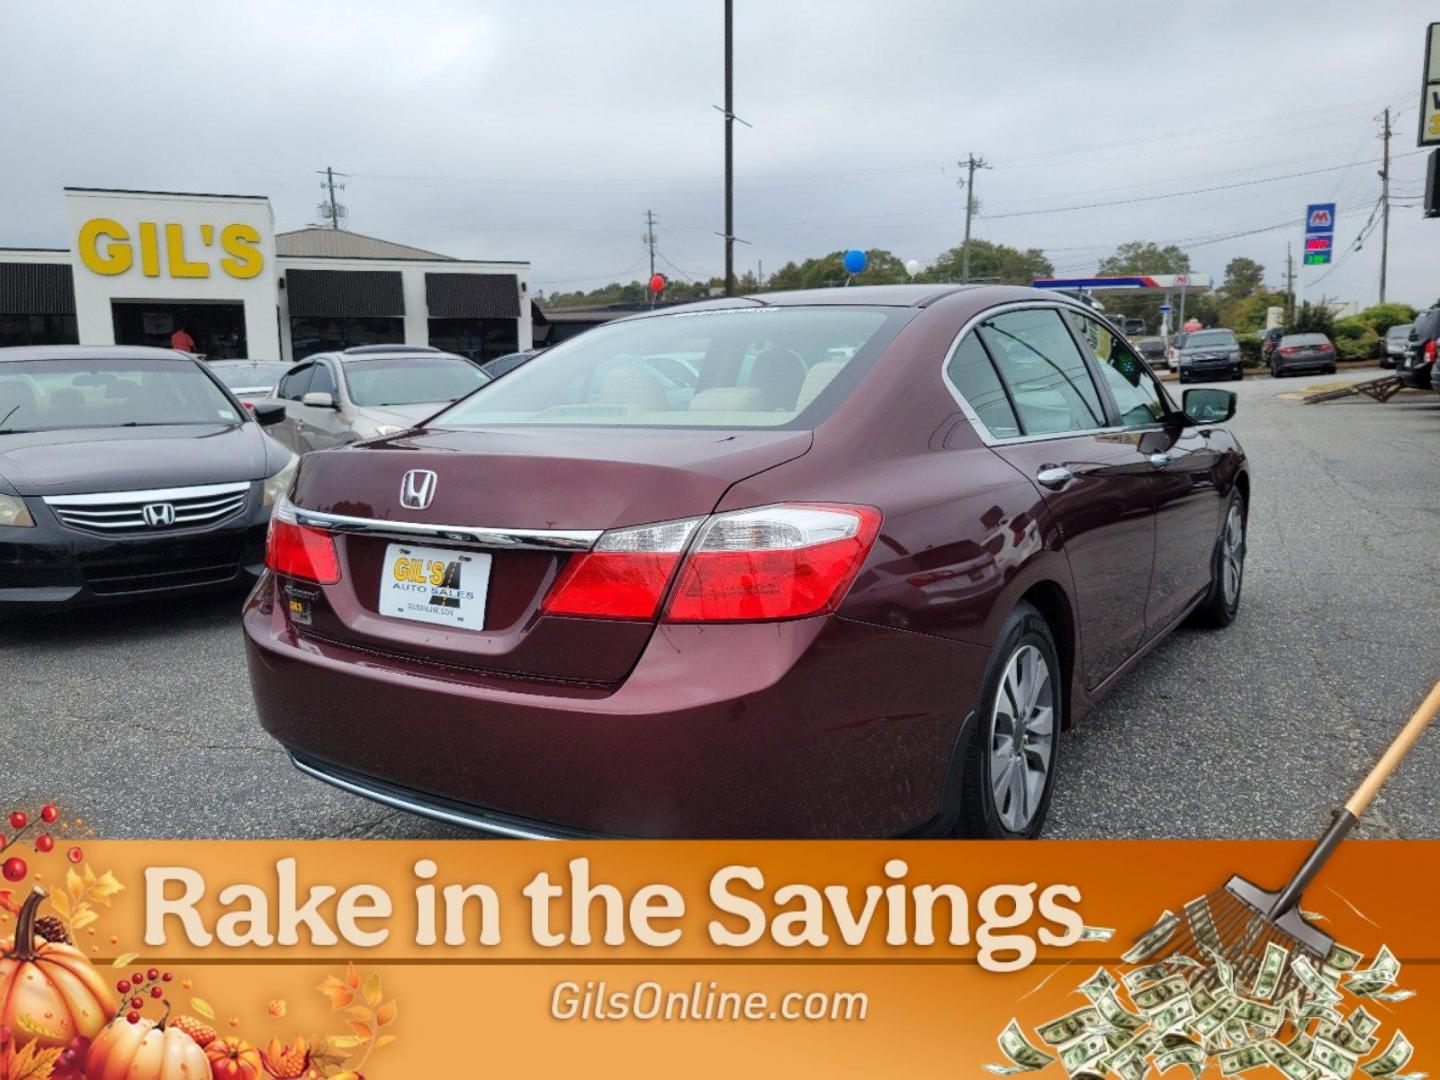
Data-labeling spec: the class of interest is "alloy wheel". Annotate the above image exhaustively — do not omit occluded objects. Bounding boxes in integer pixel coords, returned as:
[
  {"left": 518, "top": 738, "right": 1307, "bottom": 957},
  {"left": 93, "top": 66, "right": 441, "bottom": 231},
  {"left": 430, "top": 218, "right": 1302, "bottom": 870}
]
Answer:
[
  {"left": 1222, "top": 501, "right": 1245, "bottom": 608},
  {"left": 988, "top": 643, "right": 1055, "bottom": 832}
]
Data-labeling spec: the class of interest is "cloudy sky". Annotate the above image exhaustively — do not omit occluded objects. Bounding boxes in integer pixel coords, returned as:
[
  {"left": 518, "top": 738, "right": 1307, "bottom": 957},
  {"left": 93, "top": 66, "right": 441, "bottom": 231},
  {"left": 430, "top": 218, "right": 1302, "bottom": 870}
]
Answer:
[{"left": 2, "top": 1, "right": 1436, "bottom": 307}]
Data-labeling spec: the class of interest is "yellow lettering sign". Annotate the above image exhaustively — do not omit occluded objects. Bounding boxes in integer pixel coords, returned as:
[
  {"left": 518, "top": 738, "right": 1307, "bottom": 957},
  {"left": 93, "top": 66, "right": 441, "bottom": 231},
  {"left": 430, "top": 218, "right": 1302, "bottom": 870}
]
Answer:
[
  {"left": 77, "top": 218, "right": 132, "bottom": 276},
  {"left": 76, "top": 218, "right": 266, "bottom": 279}
]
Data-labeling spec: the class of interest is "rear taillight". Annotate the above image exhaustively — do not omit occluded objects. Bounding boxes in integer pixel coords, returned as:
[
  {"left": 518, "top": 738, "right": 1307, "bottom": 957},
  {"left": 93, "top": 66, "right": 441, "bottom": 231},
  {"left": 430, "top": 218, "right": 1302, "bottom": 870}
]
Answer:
[
  {"left": 1426, "top": 340, "right": 1437, "bottom": 361},
  {"left": 1280, "top": 347, "right": 1297, "bottom": 354},
  {"left": 666, "top": 505, "right": 881, "bottom": 622},
  {"left": 265, "top": 505, "right": 340, "bottom": 584},
  {"left": 543, "top": 518, "right": 701, "bottom": 620},
  {"left": 542, "top": 504, "right": 881, "bottom": 624}
]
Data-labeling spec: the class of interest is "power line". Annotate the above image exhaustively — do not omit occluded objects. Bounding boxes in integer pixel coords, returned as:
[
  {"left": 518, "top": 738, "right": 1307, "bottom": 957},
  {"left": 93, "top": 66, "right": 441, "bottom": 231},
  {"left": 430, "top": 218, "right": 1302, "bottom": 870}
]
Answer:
[{"left": 957, "top": 153, "right": 990, "bottom": 282}]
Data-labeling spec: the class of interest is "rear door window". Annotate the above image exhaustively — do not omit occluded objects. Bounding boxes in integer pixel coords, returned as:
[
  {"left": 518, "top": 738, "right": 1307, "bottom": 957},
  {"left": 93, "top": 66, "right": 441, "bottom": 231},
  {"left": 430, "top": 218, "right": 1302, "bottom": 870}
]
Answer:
[
  {"left": 277, "top": 364, "right": 313, "bottom": 400},
  {"left": 945, "top": 333, "right": 1020, "bottom": 438},
  {"left": 978, "top": 309, "right": 1106, "bottom": 435}
]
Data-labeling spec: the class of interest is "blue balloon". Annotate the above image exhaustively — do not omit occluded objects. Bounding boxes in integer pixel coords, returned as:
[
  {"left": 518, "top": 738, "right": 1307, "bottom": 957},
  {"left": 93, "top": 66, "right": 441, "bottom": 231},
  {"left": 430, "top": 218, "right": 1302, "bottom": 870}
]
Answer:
[{"left": 843, "top": 249, "right": 868, "bottom": 274}]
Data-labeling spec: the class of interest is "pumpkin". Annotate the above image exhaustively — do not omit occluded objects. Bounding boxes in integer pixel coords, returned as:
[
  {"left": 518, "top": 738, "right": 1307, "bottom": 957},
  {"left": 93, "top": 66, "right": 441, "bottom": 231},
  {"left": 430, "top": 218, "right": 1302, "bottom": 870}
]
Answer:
[
  {"left": 86, "top": 1012, "right": 210, "bottom": 1080},
  {"left": 206, "top": 1036, "right": 263, "bottom": 1080},
  {"left": 0, "top": 887, "right": 115, "bottom": 1049}
]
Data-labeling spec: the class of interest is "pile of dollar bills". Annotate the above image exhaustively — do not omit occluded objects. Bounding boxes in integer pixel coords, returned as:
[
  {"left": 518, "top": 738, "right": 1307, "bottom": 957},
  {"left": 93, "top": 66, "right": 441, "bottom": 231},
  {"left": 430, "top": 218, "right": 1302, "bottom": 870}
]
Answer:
[{"left": 986, "top": 908, "right": 1420, "bottom": 1079}]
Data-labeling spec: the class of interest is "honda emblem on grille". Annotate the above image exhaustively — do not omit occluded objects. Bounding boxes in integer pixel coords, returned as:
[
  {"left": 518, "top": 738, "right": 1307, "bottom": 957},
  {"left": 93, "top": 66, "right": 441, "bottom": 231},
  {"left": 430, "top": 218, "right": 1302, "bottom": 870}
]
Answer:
[
  {"left": 142, "top": 503, "right": 176, "bottom": 527},
  {"left": 399, "top": 469, "right": 438, "bottom": 510}
]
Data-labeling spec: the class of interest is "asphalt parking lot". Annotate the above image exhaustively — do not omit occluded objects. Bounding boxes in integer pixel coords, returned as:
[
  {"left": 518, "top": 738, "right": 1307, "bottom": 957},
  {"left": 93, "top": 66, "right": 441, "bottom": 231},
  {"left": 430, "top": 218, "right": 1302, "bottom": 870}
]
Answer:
[{"left": 4, "top": 366, "right": 1438, "bottom": 841}]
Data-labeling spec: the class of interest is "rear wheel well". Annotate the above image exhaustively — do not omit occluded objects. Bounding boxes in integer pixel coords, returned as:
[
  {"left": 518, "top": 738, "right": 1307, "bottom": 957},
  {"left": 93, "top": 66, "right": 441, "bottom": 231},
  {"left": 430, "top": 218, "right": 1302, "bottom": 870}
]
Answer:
[
  {"left": 1234, "top": 471, "right": 1250, "bottom": 512},
  {"left": 1018, "top": 581, "right": 1075, "bottom": 730}
]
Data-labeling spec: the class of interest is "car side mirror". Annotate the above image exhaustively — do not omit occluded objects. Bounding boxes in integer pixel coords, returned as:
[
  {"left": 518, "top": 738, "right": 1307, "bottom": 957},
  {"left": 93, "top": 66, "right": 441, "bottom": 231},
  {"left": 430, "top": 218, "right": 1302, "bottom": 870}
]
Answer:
[
  {"left": 1183, "top": 387, "right": 1236, "bottom": 425},
  {"left": 302, "top": 391, "right": 336, "bottom": 409},
  {"left": 251, "top": 401, "right": 286, "bottom": 427}
]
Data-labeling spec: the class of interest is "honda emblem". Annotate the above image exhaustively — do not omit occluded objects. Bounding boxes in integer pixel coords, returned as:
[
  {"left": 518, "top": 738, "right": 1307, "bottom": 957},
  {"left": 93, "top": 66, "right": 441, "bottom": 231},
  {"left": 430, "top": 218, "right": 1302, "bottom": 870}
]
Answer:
[
  {"left": 399, "top": 469, "right": 438, "bottom": 510},
  {"left": 142, "top": 503, "right": 176, "bottom": 527}
]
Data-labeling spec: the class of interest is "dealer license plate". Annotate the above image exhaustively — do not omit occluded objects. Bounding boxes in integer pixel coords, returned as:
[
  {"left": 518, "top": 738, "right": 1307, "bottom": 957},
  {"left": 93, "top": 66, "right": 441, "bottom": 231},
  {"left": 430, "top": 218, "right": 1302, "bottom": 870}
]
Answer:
[{"left": 378, "top": 543, "right": 490, "bottom": 630}]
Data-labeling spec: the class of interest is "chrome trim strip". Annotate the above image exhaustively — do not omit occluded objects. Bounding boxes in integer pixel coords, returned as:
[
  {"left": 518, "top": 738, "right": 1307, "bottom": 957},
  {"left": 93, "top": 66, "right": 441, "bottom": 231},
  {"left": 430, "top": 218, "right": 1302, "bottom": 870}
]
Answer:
[
  {"left": 288, "top": 502, "right": 601, "bottom": 551},
  {"left": 43, "top": 481, "right": 252, "bottom": 507},
  {"left": 938, "top": 298, "right": 1171, "bottom": 447},
  {"left": 289, "top": 756, "right": 563, "bottom": 840}
]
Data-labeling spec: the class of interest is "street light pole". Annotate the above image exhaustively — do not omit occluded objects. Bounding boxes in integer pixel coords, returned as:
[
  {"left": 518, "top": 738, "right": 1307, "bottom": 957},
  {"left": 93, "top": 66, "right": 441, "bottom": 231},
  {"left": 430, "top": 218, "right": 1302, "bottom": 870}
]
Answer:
[{"left": 723, "top": 0, "right": 735, "bottom": 297}]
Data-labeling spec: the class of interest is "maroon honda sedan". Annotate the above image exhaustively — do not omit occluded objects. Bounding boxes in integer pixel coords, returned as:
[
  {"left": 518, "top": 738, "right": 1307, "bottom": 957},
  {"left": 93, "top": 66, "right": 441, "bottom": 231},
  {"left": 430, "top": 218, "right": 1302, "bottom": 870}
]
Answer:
[{"left": 244, "top": 285, "right": 1248, "bottom": 839}]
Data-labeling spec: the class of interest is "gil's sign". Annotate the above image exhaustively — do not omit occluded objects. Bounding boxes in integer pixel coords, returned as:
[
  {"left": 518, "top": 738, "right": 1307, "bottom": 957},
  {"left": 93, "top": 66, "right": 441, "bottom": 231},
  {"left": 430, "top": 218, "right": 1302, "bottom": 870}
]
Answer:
[
  {"left": 76, "top": 218, "right": 265, "bottom": 279},
  {"left": 1422, "top": 22, "right": 1440, "bottom": 147}
]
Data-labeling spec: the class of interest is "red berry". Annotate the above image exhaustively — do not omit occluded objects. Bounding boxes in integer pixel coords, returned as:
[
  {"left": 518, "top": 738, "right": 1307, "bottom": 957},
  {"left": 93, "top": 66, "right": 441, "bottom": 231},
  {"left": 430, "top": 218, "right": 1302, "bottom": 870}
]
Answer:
[
  {"left": 66, "top": 846, "right": 82, "bottom": 864},
  {"left": 161, "top": 972, "right": 173, "bottom": 982},
  {"left": 8, "top": 812, "right": 26, "bottom": 831},
  {"left": 1, "top": 857, "right": 26, "bottom": 882},
  {"left": 126, "top": 1012, "right": 140, "bottom": 1024},
  {"left": 35, "top": 835, "right": 53, "bottom": 853},
  {"left": 150, "top": 986, "right": 162, "bottom": 999},
  {"left": 40, "top": 805, "right": 58, "bottom": 824},
  {"left": 147, "top": 967, "right": 159, "bottom": 981},
  {"left": 116, "top": 979, "right": 131, "bottom": 994},
  {"left": 129, "top": 996, "right": 143, "bottom": 1010},
  {"left": 131, "top": 972, "right": 144, "bottom": 985}
]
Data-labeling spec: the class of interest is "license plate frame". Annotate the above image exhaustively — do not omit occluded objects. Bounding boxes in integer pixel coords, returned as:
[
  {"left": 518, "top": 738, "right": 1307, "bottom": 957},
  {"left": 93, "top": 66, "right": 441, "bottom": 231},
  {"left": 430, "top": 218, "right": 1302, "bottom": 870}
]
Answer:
[{"left": 378, "top": 542, "right": 490, "bottom": 630}]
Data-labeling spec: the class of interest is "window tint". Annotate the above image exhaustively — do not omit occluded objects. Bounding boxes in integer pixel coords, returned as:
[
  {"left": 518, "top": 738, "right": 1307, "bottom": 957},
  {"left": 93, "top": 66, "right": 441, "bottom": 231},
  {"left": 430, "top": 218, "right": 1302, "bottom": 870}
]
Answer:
[
  {"left": 277, "top": 364, "right": 313, "bottom": 400},
  {"left": 1067, "top": 311, "right": 1167, "bottom": 427},
  {"left": 946, "top": 333, "right": 1019, "bottom": 438},
  {"left": 978, "top": 309, "right": 1105, "bottom": 435}
]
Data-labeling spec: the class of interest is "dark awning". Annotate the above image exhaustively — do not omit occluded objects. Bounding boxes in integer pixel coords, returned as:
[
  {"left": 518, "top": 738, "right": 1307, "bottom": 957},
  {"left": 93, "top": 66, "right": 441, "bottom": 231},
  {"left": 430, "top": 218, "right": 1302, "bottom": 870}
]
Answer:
[
  {"left": 425, "top": 273, "right": 519, "bottom": 318},
  {"left": 0, "top": 262, "right": 76, "bottom": 315},
  {"left": 285, "top": 269, "right": 404, "bottom": 317}
]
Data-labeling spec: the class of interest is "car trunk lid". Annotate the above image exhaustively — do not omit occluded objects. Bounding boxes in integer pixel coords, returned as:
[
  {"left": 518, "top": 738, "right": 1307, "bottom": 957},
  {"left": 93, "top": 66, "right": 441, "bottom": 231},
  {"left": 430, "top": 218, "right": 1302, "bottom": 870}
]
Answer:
[{"left": 280, "top": 425, "right": 813, "bottom": 684}]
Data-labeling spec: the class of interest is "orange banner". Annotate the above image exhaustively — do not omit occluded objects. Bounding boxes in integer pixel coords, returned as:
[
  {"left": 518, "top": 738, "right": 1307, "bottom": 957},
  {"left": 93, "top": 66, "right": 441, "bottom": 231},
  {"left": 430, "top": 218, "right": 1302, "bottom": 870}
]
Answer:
[{"left": 0, "top": 840, "right": 1433, "bottom": 1077}]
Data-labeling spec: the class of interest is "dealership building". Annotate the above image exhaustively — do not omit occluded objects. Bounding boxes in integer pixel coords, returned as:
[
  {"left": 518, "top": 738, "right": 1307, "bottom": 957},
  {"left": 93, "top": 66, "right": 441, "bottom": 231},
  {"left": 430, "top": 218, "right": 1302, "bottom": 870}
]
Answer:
[{"left": 0, "top": 187, "right": 531, "bottom": 362}]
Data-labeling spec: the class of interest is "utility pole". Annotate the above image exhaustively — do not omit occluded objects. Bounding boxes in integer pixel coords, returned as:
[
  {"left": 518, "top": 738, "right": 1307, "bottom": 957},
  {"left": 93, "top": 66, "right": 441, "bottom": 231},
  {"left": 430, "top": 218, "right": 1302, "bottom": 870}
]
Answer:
[
  {"left": 1285, "top": 242, "right": 1295, "bottom": 324},
  {"left": 643, "top": 210, "right": 658, "bottom": 283},
  {"left": 316, "top": 166, "right": 348, "bottom": 230},
  {"left": 957, "top": 153, "right": 990, "bottom": 283},
  {"left": 723, "top": 0, "right": 735, "bottom": 296},
  {"left": 1379, "top": 106, "right": 1391, "bottom": 305}
]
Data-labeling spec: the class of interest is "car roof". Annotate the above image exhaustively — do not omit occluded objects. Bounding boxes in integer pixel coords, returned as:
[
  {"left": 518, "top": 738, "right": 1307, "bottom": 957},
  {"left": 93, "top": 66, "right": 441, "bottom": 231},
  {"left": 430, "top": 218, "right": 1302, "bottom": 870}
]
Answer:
[
  {"left": 333, "top": 349, "right": 470, "bottom": 364},
  {"left": 0, "top": 344, "right": 195, "bottom": 364}
]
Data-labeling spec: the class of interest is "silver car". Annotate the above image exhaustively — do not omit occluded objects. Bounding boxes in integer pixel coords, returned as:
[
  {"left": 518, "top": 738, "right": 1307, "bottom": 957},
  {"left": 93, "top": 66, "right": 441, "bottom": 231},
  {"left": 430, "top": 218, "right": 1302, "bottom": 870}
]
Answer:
[{"left": 264, "top": 345, "right": 490, "bottom": 453}]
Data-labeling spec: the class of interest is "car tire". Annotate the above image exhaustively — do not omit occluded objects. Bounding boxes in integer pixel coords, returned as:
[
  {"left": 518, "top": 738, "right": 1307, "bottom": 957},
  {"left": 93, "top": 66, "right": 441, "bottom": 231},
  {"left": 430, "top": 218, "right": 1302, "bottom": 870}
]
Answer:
[
  {"left": 1191, "top": 490, "right": 1246, "bottom": 629},
  {"left": 1325, "top": 365, "right": 1337, "bottom": 375},
  {"left": 1233, "top": 366, "right": 1244, "bottom": 381},
  {"left": 954, "top": 602, "right": 1061, "bottom": 839}
]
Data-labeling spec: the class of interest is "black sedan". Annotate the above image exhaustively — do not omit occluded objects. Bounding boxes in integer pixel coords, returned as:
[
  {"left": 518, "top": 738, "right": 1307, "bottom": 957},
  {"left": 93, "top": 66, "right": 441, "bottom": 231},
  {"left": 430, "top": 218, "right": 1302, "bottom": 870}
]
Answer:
[
  {"left": 1176, "top": 328, "right": 1244, "bottom": 383},
  {"left": 1270, "top": 333, "right": 1337, "bottom": 377},
  {"left": 0, "top": 345, "right": 295, "bottom": 613}
]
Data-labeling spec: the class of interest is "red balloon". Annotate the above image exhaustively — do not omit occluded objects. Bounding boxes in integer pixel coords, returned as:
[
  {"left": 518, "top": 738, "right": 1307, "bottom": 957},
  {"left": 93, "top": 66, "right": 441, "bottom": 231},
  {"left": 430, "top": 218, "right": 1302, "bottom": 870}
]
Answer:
[{"left": 649, "top": 274, "right": 666, "bottom": 293}]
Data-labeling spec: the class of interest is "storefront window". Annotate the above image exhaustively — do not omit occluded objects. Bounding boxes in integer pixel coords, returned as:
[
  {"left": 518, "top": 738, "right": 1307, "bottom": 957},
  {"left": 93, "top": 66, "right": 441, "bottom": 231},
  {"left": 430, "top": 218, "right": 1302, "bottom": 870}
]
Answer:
[
  {"left": 427, "top": 318, "right": 518, "bottom": 362},
  {"left": 289, "top": 316, "right": 405, "bottom": 358},
  {"left": 0, "top": 314, "right": 79, "bottom": 348}
]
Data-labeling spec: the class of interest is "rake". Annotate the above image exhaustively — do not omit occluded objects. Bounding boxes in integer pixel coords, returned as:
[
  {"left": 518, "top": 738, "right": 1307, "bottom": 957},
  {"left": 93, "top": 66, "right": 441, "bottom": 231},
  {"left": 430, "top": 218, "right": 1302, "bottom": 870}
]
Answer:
[{"left": 1132, "top": 679, "right": 1440, "bottom": 1004}]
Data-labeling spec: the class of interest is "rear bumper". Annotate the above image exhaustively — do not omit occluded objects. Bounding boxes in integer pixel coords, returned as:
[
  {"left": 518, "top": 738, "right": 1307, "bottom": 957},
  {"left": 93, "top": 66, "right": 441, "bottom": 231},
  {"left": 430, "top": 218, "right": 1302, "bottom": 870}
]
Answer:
[
  {"left": 1399, "top": 360, "right": 1435, "bottom": 388},
  {"left": 0, "top": 497, "right": 268, "bottom": 612},
  {"left": 243, "top": 574, "right": 986, "bottom": 838}
]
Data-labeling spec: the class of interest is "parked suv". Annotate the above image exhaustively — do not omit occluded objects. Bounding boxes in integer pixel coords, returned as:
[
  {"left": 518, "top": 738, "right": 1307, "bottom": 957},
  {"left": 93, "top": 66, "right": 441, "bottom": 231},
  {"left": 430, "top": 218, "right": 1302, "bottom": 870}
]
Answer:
[
  {"left": 1176, "top": 328, "right": 1243, "bottom": 383},
  {"left": 1382, "top": 323, "right": 1413, "bottom": 369},
  {"left": 1400, "top": 308, "right": 1439, "bottom": 390}
]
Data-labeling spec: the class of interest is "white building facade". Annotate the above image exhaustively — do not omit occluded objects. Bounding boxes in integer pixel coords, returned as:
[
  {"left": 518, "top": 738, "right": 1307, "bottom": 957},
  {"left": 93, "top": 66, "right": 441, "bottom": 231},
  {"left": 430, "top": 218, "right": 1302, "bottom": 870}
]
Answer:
[{"left": 0, "top": 188, "right": 530, "bottom": 363}]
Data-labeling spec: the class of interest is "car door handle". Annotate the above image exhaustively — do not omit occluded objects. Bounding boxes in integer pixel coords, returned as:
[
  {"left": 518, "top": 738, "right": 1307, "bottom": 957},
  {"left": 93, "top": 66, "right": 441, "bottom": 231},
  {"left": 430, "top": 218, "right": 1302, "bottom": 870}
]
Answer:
[
  {"left": 1035, "top": 466, "right": 1074, "bottom": 490},
  {"left": 1149, "top": 452, "right": 1172, "bottom": 468}
]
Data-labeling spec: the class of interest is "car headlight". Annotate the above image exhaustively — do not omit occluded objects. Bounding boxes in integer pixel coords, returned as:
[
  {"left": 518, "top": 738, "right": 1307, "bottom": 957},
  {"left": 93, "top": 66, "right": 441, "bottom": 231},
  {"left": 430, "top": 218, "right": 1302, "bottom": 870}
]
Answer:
[
  {"left": 262, "top": 454, "right": 299, "bottom": 508},
  {"left": 1230, "top": 350, "right": 1242, "bottom": 361},
  {"left": 0, "top": 493, "right": 34, "bottom": 528}
]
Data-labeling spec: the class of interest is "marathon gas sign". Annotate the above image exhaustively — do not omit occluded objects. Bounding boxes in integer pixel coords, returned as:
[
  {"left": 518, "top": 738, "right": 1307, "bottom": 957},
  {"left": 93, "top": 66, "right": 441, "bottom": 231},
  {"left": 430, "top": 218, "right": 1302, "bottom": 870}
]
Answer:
[{"left": 1304, "top": 202, "right": 1335, "bottom": 265}]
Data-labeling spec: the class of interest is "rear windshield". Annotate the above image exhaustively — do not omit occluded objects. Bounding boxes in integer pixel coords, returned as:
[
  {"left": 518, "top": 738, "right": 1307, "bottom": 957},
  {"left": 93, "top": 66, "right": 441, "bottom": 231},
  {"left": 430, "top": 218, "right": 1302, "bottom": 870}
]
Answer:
[
  {"left": 341, "top": 355, "right": 490, "bottom": 407},
  {"left": 1387, "top": 324, "right": 1413, "bottom": 339},
  {"left": 432, "top": 306, "right": 907, "bottom": 429},
  {"left": 210, "top": 362, "right": 289, "bottom": 389},
  {"left": 1183, "top": 330, "right": 1236, "bottom": 347},
  {"left": 1282, "top": 334, "right": 1330, "bottom": 347},
  {"left": 0, "top": 358, "right": 241, "bottom": 433}
]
